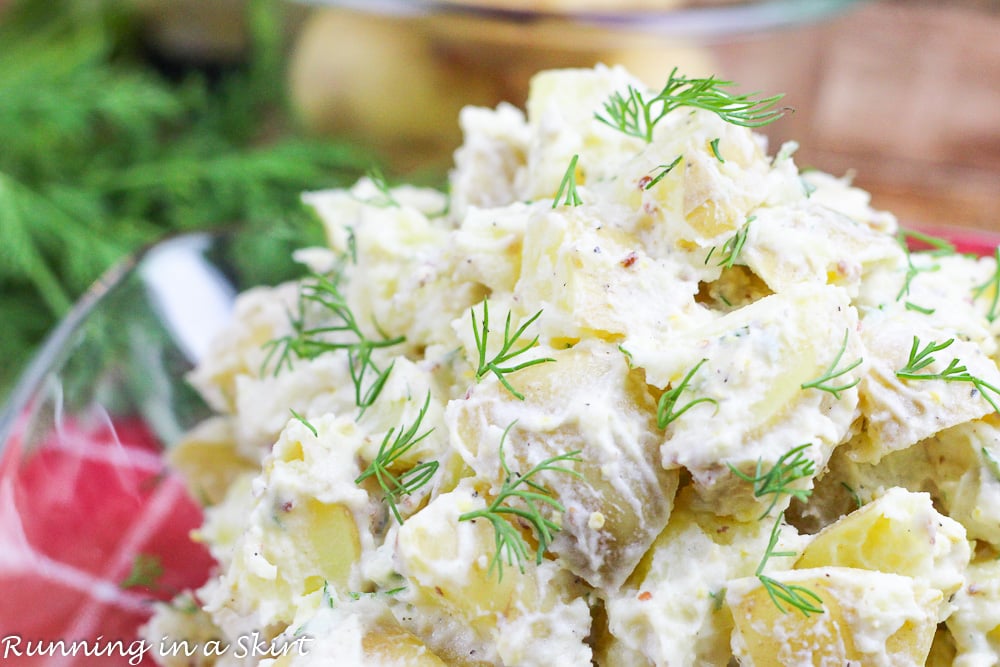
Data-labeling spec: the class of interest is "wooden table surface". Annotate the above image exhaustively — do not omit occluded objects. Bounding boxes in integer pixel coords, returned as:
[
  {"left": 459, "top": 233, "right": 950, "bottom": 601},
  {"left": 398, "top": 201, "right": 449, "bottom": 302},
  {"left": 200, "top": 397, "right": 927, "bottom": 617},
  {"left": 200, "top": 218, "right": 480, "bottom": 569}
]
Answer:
[{"left": 782, "top": 0, "right": 1000, "bottom": 233}]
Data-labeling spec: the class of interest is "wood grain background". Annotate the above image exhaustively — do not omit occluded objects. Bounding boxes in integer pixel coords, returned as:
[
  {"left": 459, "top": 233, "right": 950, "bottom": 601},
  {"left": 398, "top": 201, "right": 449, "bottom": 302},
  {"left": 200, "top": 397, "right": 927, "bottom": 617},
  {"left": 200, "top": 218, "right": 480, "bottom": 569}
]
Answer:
[{"left": 779, "top": 0, "right": 1000, "bottom": 232}]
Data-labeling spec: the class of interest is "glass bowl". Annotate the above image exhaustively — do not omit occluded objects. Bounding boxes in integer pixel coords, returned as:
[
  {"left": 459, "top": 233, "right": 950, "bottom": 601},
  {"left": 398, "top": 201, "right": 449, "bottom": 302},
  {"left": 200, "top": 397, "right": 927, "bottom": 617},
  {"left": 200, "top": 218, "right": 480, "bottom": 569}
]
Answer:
[
  {"left": 2, "top": 222, "right": 997, "bottom": 665},
  {"left": 0, "top": 230, "right": 292, "bottom": 665}
]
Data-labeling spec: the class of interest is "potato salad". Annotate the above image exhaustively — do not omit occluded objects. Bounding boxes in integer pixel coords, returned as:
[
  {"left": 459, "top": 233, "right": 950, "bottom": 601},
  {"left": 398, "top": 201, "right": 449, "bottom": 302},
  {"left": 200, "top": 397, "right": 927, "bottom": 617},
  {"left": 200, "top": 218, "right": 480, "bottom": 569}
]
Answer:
[{"left": 144, "top": 65, "right": 1000, "bottom": 666}]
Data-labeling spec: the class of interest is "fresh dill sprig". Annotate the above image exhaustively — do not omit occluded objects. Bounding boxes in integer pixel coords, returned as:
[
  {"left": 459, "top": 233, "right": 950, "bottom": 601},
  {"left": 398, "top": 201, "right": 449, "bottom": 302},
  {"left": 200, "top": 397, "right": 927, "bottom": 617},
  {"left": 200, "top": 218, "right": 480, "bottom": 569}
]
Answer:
[
  {"left": 263, "top": 271, "right": 405, "bottom": 417},
  {"left": 709, "top": 138, "right": 725, "bottom": 162},
  {"left": 289, "top": 408, "right": 318, "bottom": 437},
  {"left": 800, "top": 329, "right": 863, "bottom": 399},
  {"left": 553, "top": 154, "right": 582, "bottom": 208},
  {"left": 895, "top": 336, "right": 1000, "bottom": 413},
  {"left": 0, "top": 0, "right": 369, "bottom": 400},
  {"left": 458, "top": 422, "right": 582, "bottom": 580},
  {"left": 364, "top": 166, "right": 400, "bottom": 208},
  {"left": 982, "top": 447, "right": 1000, "bottom": 482},
  {"left": 973, "top": 246, "right": 1000, "bottom": 323},
  {"left": 348, "top": 586, "right": 407, "bottom": 601},
  {"left": 841, "top": 482, "right": 863, "bottom": 509},
  {"left": 346, "top": 226, "right": 358, "bottom": 265},
  {"left": 729, "top": 443, "right": 815, "bottom": 519},
  {"left": 120, "top": 553, "right": 164, "bottom": 590},
  {"left": 641, "top": 155, "right": 683, "bottom": 191},
  {"left": 471, "top": 300, "right": 555, "bottom": 400},
  {"left": 705, "top": 217, "right": 754, "bottom": 269},
  {"left": 756, "top": 513, "right": 824, "bottom": 617},
  {"left": 355, "top": 392, "right": 438, "bottom": 525},
  {"left": 595, "top": 67, "right": 785, "bottom": 143},
  {"left": 656, "top": 358, "right": 718, "bottom": 429},
  {"left": 905, "top": 302, "right": 936, "bottom": 315},
  {"left": 895, "top": 228, "right": 955, "bottom": 302}
]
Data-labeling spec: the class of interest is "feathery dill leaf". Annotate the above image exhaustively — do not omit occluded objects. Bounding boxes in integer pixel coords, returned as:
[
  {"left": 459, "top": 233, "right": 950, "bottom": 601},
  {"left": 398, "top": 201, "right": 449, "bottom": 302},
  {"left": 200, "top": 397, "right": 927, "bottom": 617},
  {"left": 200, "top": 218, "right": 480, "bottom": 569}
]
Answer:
[{"left": 0, "top": 0, "right": 371, "bottom": 398}]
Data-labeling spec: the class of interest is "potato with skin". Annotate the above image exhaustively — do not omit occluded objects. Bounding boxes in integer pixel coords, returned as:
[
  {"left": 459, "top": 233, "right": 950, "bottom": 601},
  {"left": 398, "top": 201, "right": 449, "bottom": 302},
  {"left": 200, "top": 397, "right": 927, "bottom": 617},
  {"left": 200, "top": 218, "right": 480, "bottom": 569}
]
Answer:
[
  {"left": 447, "top": 338, "right": 677, "bottom": 590},
  {"left": 603, "top": 487, "right": 778, "bottom": 666}
]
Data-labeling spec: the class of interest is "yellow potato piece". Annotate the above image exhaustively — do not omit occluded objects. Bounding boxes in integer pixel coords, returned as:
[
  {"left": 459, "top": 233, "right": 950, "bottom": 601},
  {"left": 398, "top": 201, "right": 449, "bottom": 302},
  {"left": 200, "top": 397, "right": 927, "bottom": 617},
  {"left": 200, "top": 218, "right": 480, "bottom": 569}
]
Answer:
[
  {"left": 449, "top": 339, "right": 677, "bottom": 589},
  {"left": 167, "top": 416, "right": 257, "bottom": 506},
  {"left": 727, "top": 566, "right": 940, "bottom": 667},
  {"left": 293, "top": 499, "right": 362, "bottom": 592},
  {"left": 362, "top": 620, "right": 450, "bottom": 666},
  {"left": 794, "top": 487, "right": 969, "bottom": 601}
]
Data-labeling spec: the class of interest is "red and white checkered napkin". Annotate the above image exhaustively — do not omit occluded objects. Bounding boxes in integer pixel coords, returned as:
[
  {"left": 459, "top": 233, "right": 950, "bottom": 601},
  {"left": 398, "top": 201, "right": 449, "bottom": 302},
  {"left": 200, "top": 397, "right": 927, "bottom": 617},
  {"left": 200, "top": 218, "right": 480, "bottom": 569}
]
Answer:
[{"left": 0, "top": 414, "right": 214, "bottom": 666}]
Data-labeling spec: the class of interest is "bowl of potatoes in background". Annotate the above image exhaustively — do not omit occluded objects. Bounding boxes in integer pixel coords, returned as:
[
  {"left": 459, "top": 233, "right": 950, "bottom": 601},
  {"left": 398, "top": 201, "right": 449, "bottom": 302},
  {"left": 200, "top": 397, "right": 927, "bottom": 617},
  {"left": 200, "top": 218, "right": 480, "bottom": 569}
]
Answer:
[{"left": 286, "top": 0, "right": 866, "bottom": 175}]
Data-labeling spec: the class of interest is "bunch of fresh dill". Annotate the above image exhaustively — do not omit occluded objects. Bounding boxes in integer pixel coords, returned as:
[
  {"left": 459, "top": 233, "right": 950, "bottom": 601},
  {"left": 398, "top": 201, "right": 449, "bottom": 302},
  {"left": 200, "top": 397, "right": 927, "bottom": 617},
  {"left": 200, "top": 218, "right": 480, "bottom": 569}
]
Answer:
[{"left": 0, "top": 0, "right": 372, "bottom": 399}]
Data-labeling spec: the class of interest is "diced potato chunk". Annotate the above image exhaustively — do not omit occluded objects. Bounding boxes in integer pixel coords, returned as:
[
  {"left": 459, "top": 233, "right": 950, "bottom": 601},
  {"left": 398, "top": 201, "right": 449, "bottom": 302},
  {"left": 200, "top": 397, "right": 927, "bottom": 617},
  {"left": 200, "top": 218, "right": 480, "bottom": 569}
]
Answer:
[
  {"left": 628, "top": 283, "right": 860, "bottom": 518},
  {"left": 855, "top": 312, "right": 1000, "bottom": 462},
  {"left": 167, "top": 416, "right": 257, "bottom": 505},
  {"left": 514, "top": 206, "right": 704, "bottom": 344},
  {"left": 604, "top": 487, "right": 776, "bottom": 666},
  {"left": 395, "top": 484, "right": 593, "bottom": 667},
  {"left": 741, "top": 201, "right": 904, "bottom": 299},
  {"left": 947, "top": 559, "right": 1000, "bottom": 666},
  {"left": 794, "top": 487, "right": 969, "bottom": 606},
  {"left": 727, "top": 567, "right": 940, "bottom": 667},
  {"left": 447, "top": 339, "right": 678, "bottom": 589}
]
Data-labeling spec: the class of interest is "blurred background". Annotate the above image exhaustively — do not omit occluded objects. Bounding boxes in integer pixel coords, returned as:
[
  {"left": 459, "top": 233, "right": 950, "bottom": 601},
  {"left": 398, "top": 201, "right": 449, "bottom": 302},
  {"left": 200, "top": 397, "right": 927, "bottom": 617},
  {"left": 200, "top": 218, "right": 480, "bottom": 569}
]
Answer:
[{"left": 0, "top": 0, "right": 998, "bottom": 402}]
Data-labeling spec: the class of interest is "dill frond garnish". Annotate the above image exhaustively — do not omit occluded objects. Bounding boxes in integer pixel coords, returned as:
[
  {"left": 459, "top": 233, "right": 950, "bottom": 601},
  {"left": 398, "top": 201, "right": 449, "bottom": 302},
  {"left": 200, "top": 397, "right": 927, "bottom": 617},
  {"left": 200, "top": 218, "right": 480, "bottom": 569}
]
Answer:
[
  {"left": 982, "top": 447, "right": 1000, "bottom": 482},
  {"left": 641, "top": 155, "right": 683, "bottom": 191},
  {"left": 263, "top": 271, "right": 405, "bottom": 417},
  {"left": 709, "top": 138, "right": 725, "bottom": 162},
  {"left": 364, "top": 166, "right": 400, "bottom": 208},
  {"left": 458, "top": 422, "right": 582, "bottom": 580},
  {"left": 0, "top": 0, "right": 368, "bottom": 398},
  {"left": 656, "top": 358, "right": 718, "bottom": 429},
  {"left": 120, "top": 553, "right": 164, "bottom": 589},
  {"left": 705, "top": 217, "right": 754, "bottom": 269},
  {"left": 471, "top": 300, "right": 555, "bottom": 400},
  {"left": 973, "top": 246, "right": 1000, "bottom": 322},
  {"left": 729, "top": 443, "right": 816, "bottom": 519},
  {"left": 800, "top": 329, "right": 863, "bottom": 399},
  {"left": 289, "top": 408, "right": 318, "bottom": 438},
  {"left": 895, "top": 336, "right": 1000, "bottom": 413},
  {"left": 595, "top": 67, "right": 785, "bottom": 143},
  {"left": 355, "top": 392, "right": 437, "bottom": 525},
  {"left": 894, "top": 228, "right": 955, "bottom": 302},
  {"left": 756, "top": 513, "right": 823, "bottom": 617},
  {"left": 553, "top": 154, "right": 582, "bottom": 208}
]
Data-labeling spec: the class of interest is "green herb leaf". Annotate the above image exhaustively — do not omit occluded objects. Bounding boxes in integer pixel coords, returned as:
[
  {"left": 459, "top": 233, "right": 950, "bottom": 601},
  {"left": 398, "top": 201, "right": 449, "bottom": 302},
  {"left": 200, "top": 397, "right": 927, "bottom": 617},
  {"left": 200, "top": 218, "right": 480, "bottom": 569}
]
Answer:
[
  {"left": 458, "top": 421, "right": 582, "bottom": 580},
  {"left": 595, "top": 68, "right": 785, "bottom": 143},
  {"left": 729, "top": 443, "right": 816, "bottom": 519},
  {"left": 553, "top": 154, "right": 582, "bottom": 208},
  {"left": 800, "top": 329, "right": 862, "bottom": 399},
  {"left": 657, "top": 358, "right": 718, "bottom": 429},
  {"left": 756, "top": 513, "right": 823, "bottom": 617},
  {"left": 120, "top": 553, "right": 164, "bottom": 589},
  {"left": 471, "top": 300, "right": 555, "bottom": 400},
  {"left": 355, "top": 392, "right": 438, "bottom": 525},
  {"left": 895, "top": 336, "right": 1000, "bottom": 413},
  {"left": 973, "top": 246, "right": 1000, "bottom": 323}
]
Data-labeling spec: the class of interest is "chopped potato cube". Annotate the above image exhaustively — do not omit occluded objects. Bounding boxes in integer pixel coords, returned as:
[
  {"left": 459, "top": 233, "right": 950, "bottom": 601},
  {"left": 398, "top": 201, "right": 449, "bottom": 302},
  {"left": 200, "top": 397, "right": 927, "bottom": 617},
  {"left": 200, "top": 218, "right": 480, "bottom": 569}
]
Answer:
[
  {"left": 794, "top": 486, "right": 969, "bottom": 607},
  {"left": 728, "top": 567, "right": 940, "bottom": 667}
]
